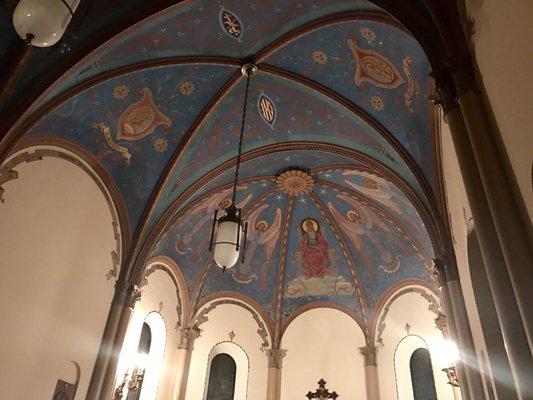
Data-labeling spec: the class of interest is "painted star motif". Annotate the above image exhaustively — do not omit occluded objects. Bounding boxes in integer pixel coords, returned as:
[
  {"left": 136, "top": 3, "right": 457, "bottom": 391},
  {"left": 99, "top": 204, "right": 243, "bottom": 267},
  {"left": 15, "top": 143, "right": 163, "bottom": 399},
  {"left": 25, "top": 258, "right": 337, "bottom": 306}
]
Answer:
[
  {"left": 299, "top": 197, "right": 307, "bottom": 205},
  {"left": 261, "top": 181, "right": 268, "bottom": 188},
  {"left": 284, "top": 156, "right": 290, "bottom": 162},
  {"left": 276, "top": 194, "right": 284, "bottom": 201},
  {"left": 320, "top": 188, "right": 327, "bottom": 195}
]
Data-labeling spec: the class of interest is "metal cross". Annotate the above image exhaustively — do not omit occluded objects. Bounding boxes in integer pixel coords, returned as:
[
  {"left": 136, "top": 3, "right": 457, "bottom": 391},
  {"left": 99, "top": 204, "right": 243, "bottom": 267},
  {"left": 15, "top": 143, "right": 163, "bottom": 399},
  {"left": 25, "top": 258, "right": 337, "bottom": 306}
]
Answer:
[{"left": 306, "top": 379, "right": 339, "bottom": 399}]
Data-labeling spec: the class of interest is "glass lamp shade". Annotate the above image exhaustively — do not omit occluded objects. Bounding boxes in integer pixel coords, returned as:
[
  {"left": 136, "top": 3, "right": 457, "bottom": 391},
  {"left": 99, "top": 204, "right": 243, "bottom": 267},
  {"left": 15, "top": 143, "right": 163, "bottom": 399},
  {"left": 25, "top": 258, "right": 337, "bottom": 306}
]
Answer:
[
  {"left": 213, "top": 219, "right": 242, "bottom": 270},
  {"left": 13, "top": 0, "right": 79, "bottom": 47}
]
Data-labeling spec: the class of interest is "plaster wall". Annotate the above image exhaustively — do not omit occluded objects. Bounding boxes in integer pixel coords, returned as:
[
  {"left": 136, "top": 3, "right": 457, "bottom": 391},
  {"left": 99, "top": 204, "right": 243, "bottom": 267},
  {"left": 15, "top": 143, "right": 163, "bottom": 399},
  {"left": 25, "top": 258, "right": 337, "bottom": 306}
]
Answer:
[
  {"left": 280, "top": 308, "right": 366, "bottom": 400},
  {"left": 465, "top": 0, "right": 533, "bottom": 224},
  {"left": 184, "top": 301, "right": 269, "bottom": 400},
  {"left": 0, "top": 149, "right": 117, "bottom": 399},
  {"left": 116, "top": 268, "right": 182, "bottom": 400},
  {"left": 376, "top": 288, "right": 454, "bottom": 400}
]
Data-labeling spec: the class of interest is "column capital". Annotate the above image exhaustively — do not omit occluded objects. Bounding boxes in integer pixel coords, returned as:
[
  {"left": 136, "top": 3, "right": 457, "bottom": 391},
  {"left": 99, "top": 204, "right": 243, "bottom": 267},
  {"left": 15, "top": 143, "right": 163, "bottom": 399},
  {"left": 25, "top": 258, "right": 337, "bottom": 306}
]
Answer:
[
  {"left": 359, "top": 345, "right": 378, "bottom": 367},
  {"left": 430, "top": 70, "right": 458, "bottom": 114},
  {"left": 449, "top": 60, "right": 478, "bottom": 97},
  {"left": 125, "top": 284, "right": 142, "bottom": 308},
  {"left": 178, "top": 326, "right": 201, "bottom": 350},
  {"left": 265, "top": 348, "right": 287, "bottom": 369},
  {"left": 432, "top": 257, "right": 459, "bottom": 286}
]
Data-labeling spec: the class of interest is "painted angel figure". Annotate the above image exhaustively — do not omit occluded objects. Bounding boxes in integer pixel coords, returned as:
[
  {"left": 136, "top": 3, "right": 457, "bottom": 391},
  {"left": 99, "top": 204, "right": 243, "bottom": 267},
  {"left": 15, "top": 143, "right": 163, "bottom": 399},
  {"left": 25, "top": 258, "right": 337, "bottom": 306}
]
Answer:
[
  {"left": 233, "top": 204, "right": 281, "bottom": 288},
  {"left": 175, "top": 187, "right": 251, "bottom": 255},
  {"left": 327, "top": 194, "right": 407, "bottom": 276}
]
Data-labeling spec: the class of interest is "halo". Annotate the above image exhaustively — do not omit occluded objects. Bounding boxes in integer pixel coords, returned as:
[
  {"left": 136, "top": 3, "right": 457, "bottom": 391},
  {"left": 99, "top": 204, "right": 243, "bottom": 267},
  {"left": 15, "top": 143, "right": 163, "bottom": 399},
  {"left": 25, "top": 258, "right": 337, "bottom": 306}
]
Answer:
[
  {"left": 347, "top": 210, "right": 360, "bottom": 221},
  {"left": 301, "top": 218, "right": 319, "bottom": 232},
  {"left": 256, "top": 220, "right": 268, "bottom": 231}
]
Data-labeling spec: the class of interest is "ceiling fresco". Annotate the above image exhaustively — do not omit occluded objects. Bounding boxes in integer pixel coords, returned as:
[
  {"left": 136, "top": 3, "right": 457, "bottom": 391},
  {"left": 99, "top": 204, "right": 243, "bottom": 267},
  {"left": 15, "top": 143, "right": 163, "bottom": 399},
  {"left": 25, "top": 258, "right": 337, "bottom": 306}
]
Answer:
[
  {"left": 26, "top": 64, "right": 237, "bottom": 229},
  {"left": 10, "top": 0, "right": 440, "bottom": 325},
  {"left": 149, "top": 155, "right": 434, "bottom": 325}
]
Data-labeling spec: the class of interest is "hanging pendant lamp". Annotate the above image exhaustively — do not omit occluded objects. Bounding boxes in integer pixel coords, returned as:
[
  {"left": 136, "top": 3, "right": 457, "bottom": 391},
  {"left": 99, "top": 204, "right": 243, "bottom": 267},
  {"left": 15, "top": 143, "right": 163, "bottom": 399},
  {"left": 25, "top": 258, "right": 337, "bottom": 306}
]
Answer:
[{"left": 209, "top": 64, "right": 256, "bottom": 272}]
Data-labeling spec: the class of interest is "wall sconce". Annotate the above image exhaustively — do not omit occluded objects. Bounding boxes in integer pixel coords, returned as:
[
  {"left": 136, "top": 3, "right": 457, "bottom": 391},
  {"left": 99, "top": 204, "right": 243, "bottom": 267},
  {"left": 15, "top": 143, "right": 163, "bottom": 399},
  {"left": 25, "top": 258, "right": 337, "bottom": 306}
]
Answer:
[
  {"left": 442, "top": 366, "right": 460, "bottom": 387},
  {"left": 113, "top": 353, "right": 147, "bottom": 400}
]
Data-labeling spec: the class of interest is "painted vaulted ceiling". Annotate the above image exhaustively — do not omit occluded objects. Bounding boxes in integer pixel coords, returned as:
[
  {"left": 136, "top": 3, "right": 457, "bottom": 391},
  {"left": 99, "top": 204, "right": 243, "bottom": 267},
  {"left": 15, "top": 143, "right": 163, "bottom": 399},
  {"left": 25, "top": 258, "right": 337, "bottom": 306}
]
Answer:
[{"left": 13, "top": 0, "right": 440, "bottom": 328}]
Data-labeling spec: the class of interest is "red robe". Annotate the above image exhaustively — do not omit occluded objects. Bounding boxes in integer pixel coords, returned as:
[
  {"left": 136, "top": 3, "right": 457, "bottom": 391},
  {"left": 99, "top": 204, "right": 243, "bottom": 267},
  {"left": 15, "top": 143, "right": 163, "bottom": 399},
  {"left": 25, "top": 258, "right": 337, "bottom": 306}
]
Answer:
[{"left": 300, "top": 233, "right": 329, "bottom": 277}]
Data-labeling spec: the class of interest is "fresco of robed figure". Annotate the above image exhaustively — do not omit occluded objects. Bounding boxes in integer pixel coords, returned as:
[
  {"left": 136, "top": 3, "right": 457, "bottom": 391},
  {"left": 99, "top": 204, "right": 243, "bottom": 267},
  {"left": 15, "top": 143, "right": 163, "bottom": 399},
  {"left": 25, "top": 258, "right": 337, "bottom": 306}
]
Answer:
[
  {"left": 300, "top": 218, "right": 330, "bottom": 278},
  {"left": 286, "top": 218, "right": 353, "bottom": 298}
]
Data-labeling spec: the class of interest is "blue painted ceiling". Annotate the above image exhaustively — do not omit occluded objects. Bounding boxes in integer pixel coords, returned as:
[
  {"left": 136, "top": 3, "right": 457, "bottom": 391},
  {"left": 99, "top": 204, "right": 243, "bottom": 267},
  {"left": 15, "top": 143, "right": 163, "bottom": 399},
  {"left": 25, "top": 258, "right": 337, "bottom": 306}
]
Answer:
[{"left": 14, "top": 0, "right": 439, "bottom": 326}]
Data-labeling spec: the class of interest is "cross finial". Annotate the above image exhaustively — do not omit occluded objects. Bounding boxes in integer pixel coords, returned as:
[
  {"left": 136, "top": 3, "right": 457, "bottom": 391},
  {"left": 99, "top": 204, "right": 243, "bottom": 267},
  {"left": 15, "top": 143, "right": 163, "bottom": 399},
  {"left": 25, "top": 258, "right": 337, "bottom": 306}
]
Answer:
[{"left": 306, "top": 378, "right": 339, "bottom": 399}]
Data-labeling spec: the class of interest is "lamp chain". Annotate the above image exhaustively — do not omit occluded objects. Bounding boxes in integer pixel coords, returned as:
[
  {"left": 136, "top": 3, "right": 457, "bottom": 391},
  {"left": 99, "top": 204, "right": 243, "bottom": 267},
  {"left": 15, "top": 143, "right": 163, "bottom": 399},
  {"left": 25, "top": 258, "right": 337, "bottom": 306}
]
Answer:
[{"left": 231, "top": 68, "right": 251, "bottom": 205}]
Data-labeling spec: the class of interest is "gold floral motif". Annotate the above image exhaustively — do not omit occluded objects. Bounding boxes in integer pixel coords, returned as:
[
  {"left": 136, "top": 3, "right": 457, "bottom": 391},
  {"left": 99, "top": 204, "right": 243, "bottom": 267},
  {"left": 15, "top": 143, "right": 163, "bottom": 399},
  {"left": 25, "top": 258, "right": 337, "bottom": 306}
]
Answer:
[
  {"left": 276, "top": 169, "right": 314, "bottom": 196},
  {"left": 113, "top": 84, "right": 129, "bottom": 99},
  {"left": 153, "top": 138, "right": 168, "bottom": 152},
  {"left": 360, "top": 26, "right": 376, "bottom": 42},
  {"left": 370, "top": 95, "right": 384, "bottom": 111},
  {"left": 180, "top": 81, "right": 195, "bottom": 96},
  {"left": 312, "top": 50, "right": 328, "bottom": 65}
]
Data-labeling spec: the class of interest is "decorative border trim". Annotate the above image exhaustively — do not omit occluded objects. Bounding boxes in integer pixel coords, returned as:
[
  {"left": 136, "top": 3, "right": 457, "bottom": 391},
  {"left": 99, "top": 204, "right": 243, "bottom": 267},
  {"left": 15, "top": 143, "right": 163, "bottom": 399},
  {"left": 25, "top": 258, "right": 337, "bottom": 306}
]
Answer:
[
  {"left": 370, "top": 282, "right": 440, "bottom": 345},
  {"left": 141, "top": 255, "right": 190, "bottom": 328},
  {"left": 192, "top": 294, "right": 273, "bottom": 351}
]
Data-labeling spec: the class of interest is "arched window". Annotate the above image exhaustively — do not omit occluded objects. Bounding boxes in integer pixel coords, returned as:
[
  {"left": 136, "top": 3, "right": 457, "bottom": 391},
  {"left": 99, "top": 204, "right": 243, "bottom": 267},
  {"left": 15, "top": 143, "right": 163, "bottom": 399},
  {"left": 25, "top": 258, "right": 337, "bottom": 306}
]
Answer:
[
  {"left": 410, "top": 348, "right": 438, "bottom": 400},
  {"left": 127, "top": 323, "right": 152, "bottom": 400},
  {"left": 206, "top": 353, "right": 237, "bottom": 400}
]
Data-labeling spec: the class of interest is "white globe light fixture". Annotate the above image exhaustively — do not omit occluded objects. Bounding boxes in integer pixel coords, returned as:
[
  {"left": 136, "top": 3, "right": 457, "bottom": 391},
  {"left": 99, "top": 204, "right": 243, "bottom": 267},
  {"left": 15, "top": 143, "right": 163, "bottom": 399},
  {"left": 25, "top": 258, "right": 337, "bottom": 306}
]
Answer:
[
  {"left": 209, "top": 64, "right": 256, "bottom": 271},
  {"left": 13, "top": 0, "right": 80, "bottom": 47}
]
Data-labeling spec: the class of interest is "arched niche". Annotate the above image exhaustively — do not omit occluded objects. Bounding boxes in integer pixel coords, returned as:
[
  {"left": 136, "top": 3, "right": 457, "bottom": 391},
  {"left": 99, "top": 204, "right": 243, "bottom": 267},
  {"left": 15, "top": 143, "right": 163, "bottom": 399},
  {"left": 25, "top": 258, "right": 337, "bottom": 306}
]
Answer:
[
  {"left": 203, "top": 342, "right": 249, "bottom": 400},
  {"left": 374, "top": 285, "right": 453, "bottom": 400},
  {"left": 185, "top": 298, "right": 269, "bottom": 400},
  {"left": 117, "top": 265, "right": 184, "bottom": 400},
  {"left": 280, "top": 307, "right": 367, "bottom": 400},
  {"left": 0, "top": 145, "right": 123, "bottom": 399},
  {"left": 394, "top": 335, "right": 432, "bottom": 400}
]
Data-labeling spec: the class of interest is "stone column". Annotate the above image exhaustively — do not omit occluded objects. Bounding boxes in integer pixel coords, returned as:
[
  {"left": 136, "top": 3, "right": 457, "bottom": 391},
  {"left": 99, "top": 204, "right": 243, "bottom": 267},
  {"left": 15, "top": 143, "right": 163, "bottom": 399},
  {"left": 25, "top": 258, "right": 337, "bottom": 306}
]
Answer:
[
  {"left": 432, "top": 261, "right": 472, "bottom": 400},
  {"left": 172, "top": 327, "right": 200, "bottom": 400},
  {"left": 98, "top": 285, "right": 141, "bottom": 400},
  {"left": 359, "top": 345, "right": 380, "bottom": 400},
  {"left": 452, "top": 66, "right": 533, "bottom": 345},
  {"left": 435, "top": 77, "right": 532, "bottom": 399},
  {"left": 434, "top": 259, "right": 486, "bottom": 400},
  {"left": 86, "top": 283, "right": 130, "bottom": 399},
  {"left": 265, "top": 348, "right": 287, "bottom": 400}
]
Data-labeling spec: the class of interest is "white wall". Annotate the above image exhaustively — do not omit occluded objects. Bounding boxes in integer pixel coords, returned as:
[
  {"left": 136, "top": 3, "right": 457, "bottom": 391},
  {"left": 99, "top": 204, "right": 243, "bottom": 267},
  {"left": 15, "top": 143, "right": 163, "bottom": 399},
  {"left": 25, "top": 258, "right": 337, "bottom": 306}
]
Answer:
[
  {"left": 0, "top": 147, "right": 118, "bottom": 399},
  {"left": 281, "top": 308, "right": 366, "bottom": 400},
  {"left": 185, "top": 301, "right": 269, "bottom": 400},
  {"left": 117, "top": 267, "right": 182, "bottom": 400},
  {"left": 465, "top": 0, "right": 533, "bottom": 223},
  {"left": 376, "top": 287, "right": 455, "bottom": 400}
]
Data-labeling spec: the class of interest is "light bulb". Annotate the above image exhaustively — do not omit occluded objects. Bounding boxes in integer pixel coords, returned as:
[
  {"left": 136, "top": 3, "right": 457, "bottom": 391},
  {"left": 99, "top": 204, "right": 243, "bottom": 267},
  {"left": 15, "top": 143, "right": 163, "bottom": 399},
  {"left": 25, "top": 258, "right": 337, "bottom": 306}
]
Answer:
[
  {"left": 428, "top": 337, "right": 459, "bottom": 368},
  {"left": 13, "top": 0, "right": 80, "bottom": 47}
]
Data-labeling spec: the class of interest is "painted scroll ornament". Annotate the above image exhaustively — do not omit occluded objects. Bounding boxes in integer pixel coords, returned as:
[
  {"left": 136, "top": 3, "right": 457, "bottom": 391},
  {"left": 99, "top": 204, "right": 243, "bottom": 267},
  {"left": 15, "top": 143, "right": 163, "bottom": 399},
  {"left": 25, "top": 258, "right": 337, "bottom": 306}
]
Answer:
[
  {"left": 347, "top": 38, "right": 405, "bottom": 90},
  {"left": 92, "top": 87, "right": 171, "bottom": 165},
  {"left": 402, "top": 56, "right": 418, "bottom": 111}
]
